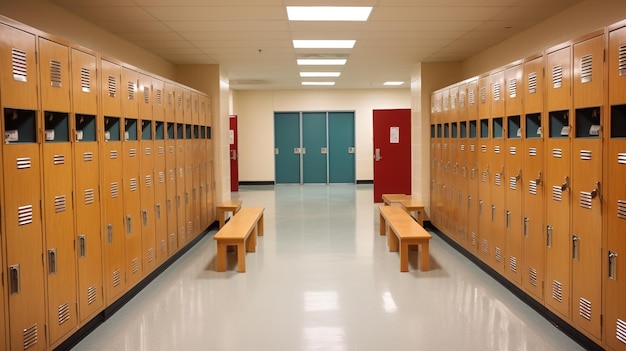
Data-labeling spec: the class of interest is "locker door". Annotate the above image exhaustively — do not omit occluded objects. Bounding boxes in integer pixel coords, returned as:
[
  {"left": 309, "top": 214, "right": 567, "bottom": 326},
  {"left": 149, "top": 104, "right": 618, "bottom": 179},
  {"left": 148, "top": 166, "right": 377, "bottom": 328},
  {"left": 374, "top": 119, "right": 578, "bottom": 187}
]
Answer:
[
  {"left": 154, "top": 122, "right": 168, "bottom": 263},
  {"left": 184, "top": 124, "right": 193, "bottom": 241},
  {"left": 545, "top": 46, "right": 573, "bottom": 320},
  {"left": 166, "top": 122, "right": 179, "bottom": 254},
  {"left": 123, "top": 118, "right": 143, "bottom": 287},
  {"left": 522, "top": 56, "right": 546, "bottom": 302},
  {"left": 302, "top": 112, "right": 327, "bottom": 183},
  {"left": 176, "top": 123, "right": 186, "bottom": 244},
  {"left": 571, "top": 34, "right": 604, "bottom": 340},
  {"left": 274, "top": 112, "right": 301, "bottom": 183},
  {"left": 449, "top": 87, "right": 460, "bottom": 239},
  {"left": 466, "top": 80, "right": 479, "bottom": 253},
  {"left": 429, "top": 93, "right": 440, "bottom": 226},
  {"left": 0, "top": 24, "right": 47, "bottom": 351},
  {"left": 441, "top": 91, "right": 450, "bottom": 232},
  {"left": 193, "top": 125, "right": 201, "bottom": 236},
  {"left": 504, "top": 64, "right": 524, "bottom": 286},
  {"left": 206, "top": 130, "right": 215, "bottom": 224},
  {"left": 490, "top": 70, "right": 506, "bottom": 273},
  {"left": 140, "top": 120, "right": 157, "bottom": 274},
  {"left": 606, "top": 25, "right": 626, "bottom": 351},
  {"left": 477, "top": 75, "right": 492, "bottom": 263},
  {"left": 457, "top": 83, "right": 469, "bottom": 246},
  {"left": 0, "top": 255, "right": 5, "bottom": 351},
  {"left": 328, "top": 112, "right": 355, "bottom": 183},
  {"left": 199, "top": 125, "right": 208, "bottom": 228}
]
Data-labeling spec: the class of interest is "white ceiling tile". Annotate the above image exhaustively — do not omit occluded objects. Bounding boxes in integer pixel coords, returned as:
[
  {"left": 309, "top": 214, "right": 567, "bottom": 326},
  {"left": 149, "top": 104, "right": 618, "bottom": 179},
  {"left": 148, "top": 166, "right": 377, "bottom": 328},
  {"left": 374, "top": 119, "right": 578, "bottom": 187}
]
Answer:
[
  {"left": 131, "top": 40, "right": 195, "bottom": 49},
  {"left": 52, "top": 0, "right": 137, "bottom": 7},
  {"left": 120, "top": 32, "right": 185, "bottom": 41},
  {"left": 179, "top": 31, "right": 291, "bottom": 41},
  {"left": 148, "top": 47, "right": 205, "bottom": 55},
  {"left": 66, "top": 6, "right": 155, "bottom": 22},
  {"left": 144, "top": 6, "right": 287, "bottom": 21},
  {"left": 164, "top": 21, "right": 290, "bottom": 32},
  {"left": 191, "top": 40, "right": 291, "bottom": 49},
  {"left": 96, "top": 21, "right": 174, "bottom": 33},
  {"left": 370, "top": 6, "right": 506, "bottom": 21}
]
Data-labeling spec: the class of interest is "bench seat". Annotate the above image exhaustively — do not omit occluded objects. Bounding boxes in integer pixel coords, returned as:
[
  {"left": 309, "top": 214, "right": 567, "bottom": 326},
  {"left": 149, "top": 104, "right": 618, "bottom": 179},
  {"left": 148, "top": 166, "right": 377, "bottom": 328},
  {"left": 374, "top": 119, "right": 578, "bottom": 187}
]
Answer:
[
  {"left": 379, "top": 206, "right": 432, "bottom": 272},
  {"left": 214, "top": 206, "right": 264, "bottom": 272}
]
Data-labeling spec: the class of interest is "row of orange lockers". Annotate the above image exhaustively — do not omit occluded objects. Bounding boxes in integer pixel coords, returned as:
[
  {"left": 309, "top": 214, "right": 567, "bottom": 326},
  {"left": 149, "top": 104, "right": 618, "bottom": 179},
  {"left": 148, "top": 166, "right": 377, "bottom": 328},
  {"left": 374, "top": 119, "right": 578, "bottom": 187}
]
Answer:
[
  {"left": 0, "top": 17, "right": 216, "bottom": 351},
  {"left": 429, "top": 20, "right": 626, "bottom": 351}
]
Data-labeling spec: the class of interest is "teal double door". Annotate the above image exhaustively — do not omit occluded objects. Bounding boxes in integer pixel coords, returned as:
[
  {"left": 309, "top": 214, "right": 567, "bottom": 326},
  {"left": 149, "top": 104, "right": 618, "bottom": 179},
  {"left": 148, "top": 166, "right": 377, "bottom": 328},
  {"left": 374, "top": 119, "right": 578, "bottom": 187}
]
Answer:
[{"left": 274, "top": 111, "right": 355, "bottom": 184}]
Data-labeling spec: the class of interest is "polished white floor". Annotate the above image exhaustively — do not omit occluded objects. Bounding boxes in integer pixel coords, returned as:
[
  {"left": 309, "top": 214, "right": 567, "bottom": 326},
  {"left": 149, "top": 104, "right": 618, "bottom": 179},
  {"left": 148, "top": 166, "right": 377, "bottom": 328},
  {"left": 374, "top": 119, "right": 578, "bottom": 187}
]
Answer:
[{"left": 72, "top": 185, "right": 583, "bottom": 351}]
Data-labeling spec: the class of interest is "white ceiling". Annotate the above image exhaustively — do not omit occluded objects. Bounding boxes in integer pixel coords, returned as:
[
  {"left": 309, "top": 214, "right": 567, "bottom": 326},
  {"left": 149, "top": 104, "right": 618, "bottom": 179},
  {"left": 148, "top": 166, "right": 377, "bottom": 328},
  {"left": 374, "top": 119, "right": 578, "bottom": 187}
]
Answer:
[{"left": 50, "top": 0, "right": 582, "bottom": 90}]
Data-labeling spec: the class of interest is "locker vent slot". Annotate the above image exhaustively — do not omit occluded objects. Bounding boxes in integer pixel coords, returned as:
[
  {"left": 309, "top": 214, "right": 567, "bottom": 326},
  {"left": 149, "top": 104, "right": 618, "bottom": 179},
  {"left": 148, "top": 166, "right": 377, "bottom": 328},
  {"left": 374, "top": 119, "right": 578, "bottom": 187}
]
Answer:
[
  {"left": 509, "top": 256, "right": 517, "bottom": 273},
  {"left": 53, "top": 154, "right": 65, "bottom": 165},
  {"left": 528, "top": 148, "right": 537, "bottom": 157},
  {"left": 84, "top": 152, "right": 93, "bottom": 162},
  {"left": 579, "top": 297, "right": 592, "bottom": 321},
  {"left": 580, "top": 191, "right": 593, "bottom": 209},
  {"left": 552, "top": 148, "right": 562, "bottom": 158},
  {"left": 87, "top": 285, "right": 97, "bottom": 305},
  {"left": 481, "top": 145, "right": 487, "bottom": 153},
  {"left": 529, "top": 268, "right": 538, "bottom": 286},
  {"left": 493, "top": 83, "right": 501, "bottom": 101},
  {"left": 158, "top": 146, "right": 164, "bottom": 154},
  {"left": 156, "top": 89, "right": 163, "bottom": 105},
  {"left": 580, "top": 150, "right": 592, "bottom": 160},
  {"left": 481, "top": 239, "right": 488, "bottom": 254},
  {"left": 129, "top": 148, "right": 136, "bottom": 157},
  {"left": 80, "top": 68, "right": 91, "bottom": 92},
  {"left": 23, "top": 323, "right": 38, "bottom": 350},
  {"left": 509, "top": 78, "right": 517, "bottom": 98},
  {"left": 509, "top": 177, "right": 518, "bottom": 190},
  {"left": 481, "top": 171, "right": 488, "bottom": 183},
  {"left": 107, "top": 75, "right": 117, "bottom": 98},
  {"left": 132, "top": 258, "right": 140, "bottom": 274},
  {"left": 617, "top": 319, "right": 626, "bottom": 344},
  {"left": 460, "top": 144, "right": 465, "bottom": 151},
  {"left": 84, "top": 188, "right": 95, "bottom": 205},
  {"left": 12, "top": 48, "right": 28, "bottom": 82},
  {"left": 188, "top": 221, "right": 193, "bottom": 233},
  {"left": 167, "top": 92, "right": 173, "bottom": 108},
  {"left": 509, "top": 147, "right": 517, "bottom": 155},
  {"left": 495, "top": 173, "right": 501, "bottom": 186},
  {"left": 169, "top": 169, "right": 175, "bottom": 181},
  {"left": 159, "top": 171, "right": 165, "bottom": 183},
  {"left": 469, "top": 89, "right": 475, "bottom": 106},
  {"left": 112, "top": 270, "right": 121, "bottom": 287},
  {"left": 130, "top": 178, "right": 138, "bottom": 192},
  {"left": 145, "top": 147, "right": 151, "bottom": 155},
  {"left": 480, "top": 87, "right": 487, "bottom": 104},
  {"left": 110, "top": 150, "right": 118, "bottom": 159},
  {"left": 147, "top": 248, "right": 154, "bottom": 263},
  {"left": 470, "top": 145, "right": 475, "bottom": 152},
  {"left": 618, "top": 200, "right": 626, "bottom": 220},
  {"left": 494, "top": 146, "right": 500, "bottom": 154},
  {"left": 54, "top": 195, "right": 66, "bottom": 213},
  {"left": 169, "top": 146, "right": 174, "bottom": 153},
  {"left": 580, "top": 54, "right": 593, "bottom": 83},
  {"left": 444, "top": 143, "right": 448, "bottom": 150},
  {"left": 552, "top": 186, "right": 563, "bottom": 202},
  {"left": 161, "top": 240, "right": 166, "bottom": 254},
  {"left": 110, "top": 182, "right": 119, "bottom": 198},
  {"left": 58, "top": 302, "right": 70, "bottom": 325},
  {"left": 619, "top": 44, "right": 626, "bottom": 76},
  {"left": 177, "top": 96, "right": 183, "bottom": 110},
  {"left": 529, "top": 180, "right": 537, "bottom": 195},
  {"left": 470, "top": 232, "right": 476, "bottom": 246},
  {"left": 145, "top": 175, "right": 152, "bottom": 188},
  {"left": 50, "top": 60, "right": 63, "bottom": 87},
  {"left": 127, "top": 81, "right": 135, "bottom": 101},
  {"left": 495, "top": 247, "right": 502, "bottom": 262},
  {"left": 618, "top": 153, "right": 626, "bottom": 164},
  {"left": 17, "top": 157, "right": 31, "bottom": 169},
  {"left": 551, "top": 280, "right": 563, "bottom": 303},
  {"left": 528, "top": 72, "right": 537, "bottom": 94},
  {"left": 552, "top": 65, "right": 563, "bottom": 89},
  {"left": 143, "top": 86, "right": 150, "bottom": 104},
  {"left": 18, "top": 205, "right": 33, "bottom": 226},
  {"left": 459, "top": 92, "right": 465, "bottom": 106}
]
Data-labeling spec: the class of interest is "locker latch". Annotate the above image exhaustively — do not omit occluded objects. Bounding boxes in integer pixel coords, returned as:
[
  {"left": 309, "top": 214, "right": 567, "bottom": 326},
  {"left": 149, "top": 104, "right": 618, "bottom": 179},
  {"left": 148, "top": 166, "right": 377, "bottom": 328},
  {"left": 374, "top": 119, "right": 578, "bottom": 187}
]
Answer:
[
  {"left": 572, "top": 235, "right": 580, "bottom": 260},
  {"left": 546, "top": 226, "right": 553, "bottom": 248},
  {"left": 79, "top": 235, "right": 86, "bottom": 258},
  {"left": 608, "top": 251, "right": 618, "bottom": 280},
  {"left": 560, "top": 176, "right": 569, "bottom": 191},
  {"left": 48, "top": 249, "right": 57, "bottom": 275},
  {"left": 515, "top": 170, "right": 522, "bottom": 183},
  {"left": 535, "top": 171, "right": 542, "bottom": 186},
  {"left": 8, "top": 265, "right": 20, "bottom": 294},
  {"left": 590, "top": 181, "right": 601, "bottom": 200},
  {"left": 126, "top": 215, "right": 132, "bottom": 234}
]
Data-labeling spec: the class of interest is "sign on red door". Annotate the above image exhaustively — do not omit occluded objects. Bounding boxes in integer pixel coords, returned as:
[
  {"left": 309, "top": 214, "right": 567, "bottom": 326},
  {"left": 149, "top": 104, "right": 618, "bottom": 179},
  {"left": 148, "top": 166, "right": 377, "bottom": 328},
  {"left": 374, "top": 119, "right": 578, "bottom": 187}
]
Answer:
[
  {"left": 373, "top": 109, "right": 411, "bottom": 202},
  {"left": 229, "top": 115, "right": 239, "bottom": 192}
]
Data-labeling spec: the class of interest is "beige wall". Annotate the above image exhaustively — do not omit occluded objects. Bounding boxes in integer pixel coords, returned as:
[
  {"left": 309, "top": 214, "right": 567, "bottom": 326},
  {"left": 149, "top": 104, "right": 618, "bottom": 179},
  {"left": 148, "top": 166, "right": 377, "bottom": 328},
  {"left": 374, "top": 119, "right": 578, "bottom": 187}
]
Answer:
[{"left": 232, "top": 89, "right": 411, "bottom": 182}]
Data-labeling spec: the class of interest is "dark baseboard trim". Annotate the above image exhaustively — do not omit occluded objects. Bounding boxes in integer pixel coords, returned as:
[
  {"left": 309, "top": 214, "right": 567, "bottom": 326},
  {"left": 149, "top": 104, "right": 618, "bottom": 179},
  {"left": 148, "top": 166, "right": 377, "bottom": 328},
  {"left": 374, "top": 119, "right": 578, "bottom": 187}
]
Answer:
[
  {"left": 430, "top": 225, "right": 604, "bottom": 351},
  {"left": 239, "top": 181, "right": 275, "bottom": 186},
  {"left": 55, "top": 220, "right": 219, "bottom": 351},
  {"left": 356, "top": 180, "right": 373, "bottom": 184}
]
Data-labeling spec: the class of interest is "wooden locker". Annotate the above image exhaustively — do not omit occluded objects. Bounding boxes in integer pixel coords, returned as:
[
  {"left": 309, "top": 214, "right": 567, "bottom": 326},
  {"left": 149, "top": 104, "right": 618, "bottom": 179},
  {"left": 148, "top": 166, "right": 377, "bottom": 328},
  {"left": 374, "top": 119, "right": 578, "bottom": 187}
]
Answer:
[
  {"left": 123, "top": 117, "right": 143, "bottom": 287},
  {"left": 504, "top": 64, "right": 524, "bottom": 286},
  {"left": 71, "top": 48, "right": 104, "bottom": 323},
  {"left": 456, "top": 83, "right": 469, "bottom": 246},
  {"left": 140, "top": 119, "right": 157, "bottom": 274},
  {"left": 441, "top": 90, "right": 451, "bottom": 233},
  {"left": 435, "top": 91, "right": 444, "bottom": 228},
  {"left": 185, "top": 122, "right": 194, "bottom": 240},
  {"left": 101, "top": 60, "right": 122, "bottom": 117},
  {"left": 477, "top": 74, "right": 492, "bottom": 263},
  {"left": 164, "top": 83, "right": 179, "bottom": 254},
  {"left": 0, "top": 253, "right": 6, "bottom": 351},
  {"left": 205, "top": 95, "right": 215, "bottom": 224},
  {"left": 466, "top": 79, "right": 479, "bottom": 253},
  {"left": 489, "top": 70, "right": 506, "bottom": 274},
  {"left": 429, "top": 93, "right": 439, "bottom": 227},
  {"left": 40, "top": 38, "right": 79, "bottom": 345},
  {"left": 138, "top": 73, "right": 152, "bottom": 121},
  {"left": 193, "top": 123, "right": 201, "bottom": 236},
  {"left": 522, "top": 55, "right": 546, "bottom": 302},
  {"left": 153, "top": 78, "right": 168, "bottom": 263},
  {"left": 449, "top": 87, "right": 460, "bottom": 240},
  {"left": 175, "top": 85, "right": 184, "bottom": 124},
  {"left": 571, "top": 33, "right": 605, "bottom": 341},
  {"left": 199, "top": 95, "right": 208, "bottom": 229},
  {"left": 121, "top": 67, "right": 139, "bottom": 119},
  {"left": 0, "top": 24, "right": 47, "bottom": 351},
  {"left": 544, "top": 45, "right": 573, "bottom": 320},
  {"left": 606, "top": 24, "right": 626, "bottom": 351},
  {"left": 176, "top": 123, "right": 187, "bottom": 245}
]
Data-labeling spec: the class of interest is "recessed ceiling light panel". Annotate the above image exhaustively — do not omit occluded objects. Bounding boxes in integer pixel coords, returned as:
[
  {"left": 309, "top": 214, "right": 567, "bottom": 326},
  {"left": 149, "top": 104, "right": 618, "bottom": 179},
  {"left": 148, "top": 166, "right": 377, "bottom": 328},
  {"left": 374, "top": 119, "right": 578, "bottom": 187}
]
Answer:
[
  {"left": 300, "top": 72, "right": 341, "bottom": 77},
  {"left": 384, "top": 81, "right": 404, "bottom": 86},
  {"left": 297, "top": 59, "right": 347, "bottom": 66},
  {"left": 293, "top": 40, "right": 356, "bottom": 49},
  {"left": 287, "top": 6, "right": 372, "bottom": 21},
  {"left": 302, "top": 82, "right": 336, "bottom": 86}
]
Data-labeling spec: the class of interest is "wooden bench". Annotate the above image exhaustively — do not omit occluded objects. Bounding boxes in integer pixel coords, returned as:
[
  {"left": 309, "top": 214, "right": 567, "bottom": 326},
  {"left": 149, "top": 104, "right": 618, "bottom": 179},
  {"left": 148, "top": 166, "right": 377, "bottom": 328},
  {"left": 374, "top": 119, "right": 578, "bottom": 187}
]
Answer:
[
  {"left": 381, "top": 193, "right": 411, "bottom": 206},
  {"left": 400, "top": 199, "right": 425, "bottom": 226},
  {"left": 216, "top": 199, "right": 243, "bottom": 228},
  {"left": 213, "top": 206, "right": 264, "bottom": 272},
  {"left": 379, "top": 206, "right": 432, "bottom": 272}
]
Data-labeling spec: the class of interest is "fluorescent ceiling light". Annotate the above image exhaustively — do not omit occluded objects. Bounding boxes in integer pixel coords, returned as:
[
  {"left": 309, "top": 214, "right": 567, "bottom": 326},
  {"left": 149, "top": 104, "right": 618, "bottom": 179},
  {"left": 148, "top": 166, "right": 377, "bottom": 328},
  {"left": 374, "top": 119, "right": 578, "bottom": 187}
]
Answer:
[
  {"left": 293, "top": 40, "right": 356, "bottom": 49},
  {"left": 300, "top": 72, "right": 341, "bottom": 78},
  {"left": 287, "top": 6, "right": 372, "bottom": 21},
  {"left": 302, "top": 82, "right": 336, "bottom": 86},
  {"left": 384, "top": 81, "right": 404, "bottom": 86},
  {"left": 297, "top": 59, "right": 347, "bottom": 66}
]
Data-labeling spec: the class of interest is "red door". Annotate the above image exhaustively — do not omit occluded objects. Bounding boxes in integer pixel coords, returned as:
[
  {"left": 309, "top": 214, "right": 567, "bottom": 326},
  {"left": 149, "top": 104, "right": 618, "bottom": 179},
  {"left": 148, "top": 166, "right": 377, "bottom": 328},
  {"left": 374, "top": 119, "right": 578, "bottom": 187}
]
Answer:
[
  {"left": 373, "top": 109, "right": 411, "bottom": 202},
  {"left": 229, "top": 115, "right": 239, "bottom": 191}
]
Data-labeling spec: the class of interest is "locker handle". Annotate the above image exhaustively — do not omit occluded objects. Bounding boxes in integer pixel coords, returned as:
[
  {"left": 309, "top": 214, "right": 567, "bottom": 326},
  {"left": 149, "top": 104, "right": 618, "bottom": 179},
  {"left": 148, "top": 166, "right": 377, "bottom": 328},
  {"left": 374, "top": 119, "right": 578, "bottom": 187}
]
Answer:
[
  {"left": 107, "top": 224, "right": 113, "bottom": 244},
  {"left": 142, "top": 210, "right": 148, "bottom": 226},
  {"left": 48, "top": 248, "right": 57, "bottom": 275},
  {"left": 572, "top": 235, "right": 580, "bottom": 260},
  {"left": 321, "top": 147, "right": 328, "bottom": 154},
  {"left": 8, "top": 265, "right": 20, "bottom": 294},
  {"left": 535, "top": 171, "right": 542, "bottom": 186},
  {"left": 491, "top": 205, "right": 496, "bottom": 222},
  {"left": 126, "top": 215, "right": 132, "bottom": 234},
  {"left": 193, "top": 188, "right": 197, "bottom": 200},
  {"left": 590, "top": 181, "right": 601, "bottom": 200},
  {"left": 275, "top": 148, "right": 279, "bottom": 155},
  {"left": 468, "top": 196, "right": 472, "bottom": 209},
  {"left": 168, "top": 199, "right": 172, "bottom": 213},
  {"left": 79, "top": 235, "right": 86, "bottom": 258},
  {"left": 506, "top": 211, "right": 510, "bottom": 228},
  {"left": 301, "top": 148, "right": 306, "bottom": 155},
  {"left": 374, "top": 148, "right": 382, "bottom": 161},
  {"left": 608, "top": 251, "right": 618, "bottom": 280},
  {"left": 185, "top": 192, "right": 189, "bottom": 205},
  {"left": 561, "top": 176, "right": 569, "bottom": 191},
  {"left": 156, "top": 204, "right": 161, "bottom": 219},
  {"left": 546, "top": 226, "right": 553, "bottom": 248},
  {"left": 177, "top": 195, "right": 181, "bottom": 208},
  {"left": 479, "top": 200, "right": 483, "bottom": 215},
  {"left": 230, "top": 150, "right": 237, "bottom": 160},
  {"left": 524, "top": 217, "right": 529, "bottom": 237},
  {"left": 458, "top": 192, "right": 462, "bottom": 207},
  {"left": 515, "top": 170, "right": 522, "bottom": 183}
]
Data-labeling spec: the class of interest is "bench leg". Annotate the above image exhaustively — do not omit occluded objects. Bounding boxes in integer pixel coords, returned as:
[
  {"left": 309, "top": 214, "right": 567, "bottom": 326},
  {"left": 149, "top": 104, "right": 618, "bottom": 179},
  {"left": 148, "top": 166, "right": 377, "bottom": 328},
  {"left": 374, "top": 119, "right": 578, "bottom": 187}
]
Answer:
[
  {"left": 216, "top": 242, "right": 227, "bottom": 272},
  {"left": 388, "top": 230, "right": 399, "bottom": 252},
  {"left": 419, "top": 241, "right": 430, "bottom": 271},
  {"left": 237, "top": 244, "right": 246, "bottom": 273},
  {"left": 400, "top": 240, "right": 409, "bottom": 272},
  {"left": 218, "top": 208, "right": 226, "bottom": 228},
  {"left": 257, "top": 214, "right": 264, "bottom": 236},
  {"left": 247, "top": 227, "right": 257, "bottom": 253},
  {"left": 379, "top": 213, "right": 386, "bottom": 235}
]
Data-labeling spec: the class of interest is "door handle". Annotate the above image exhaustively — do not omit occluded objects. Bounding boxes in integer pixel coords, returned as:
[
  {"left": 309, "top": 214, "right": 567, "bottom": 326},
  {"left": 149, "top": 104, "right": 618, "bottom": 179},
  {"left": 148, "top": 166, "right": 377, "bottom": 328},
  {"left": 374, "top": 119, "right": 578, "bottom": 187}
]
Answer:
[
  {"left": 79, "top": 235, "right": 86, "bottom": 258},
  {"left": 107, "top": 224, "right": 113, "bottom": 244},
  {"left": 126, "top": 215, "right": 132, "bottom": 234},
  {"left": 321, "top": 147, "right": 328, "bottom": 154},
  {"left": 230, "top": 150, "right": 237, "bottom": 160},
  {"left": 547, "top": 226, "right": 553, "bottom": 248},
  {"left": 609, "top": 251, "right": 618, "bottom": 280},
  {"left": 348, "top": 147, "right": 355, "bottom": 154},
  {"left": 573, "top": 235, "right": 580, "bottom": 260},
  {"left": 374, "top": 148, "right": 382, "bottom": 161},
  {"left": 561, "top": 176, "right": 569, "bottom": 191},
  {"left": 9, "top": 265, "right": 20, "bottom": 294},
  {"left": 524, "top": 217, "right": 529, "bottom": 236},
  {"left": 590, "top": 181, "right": 601, "bottom": 200}
]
